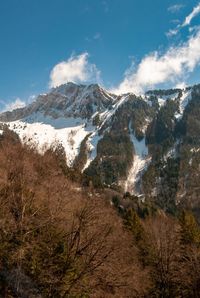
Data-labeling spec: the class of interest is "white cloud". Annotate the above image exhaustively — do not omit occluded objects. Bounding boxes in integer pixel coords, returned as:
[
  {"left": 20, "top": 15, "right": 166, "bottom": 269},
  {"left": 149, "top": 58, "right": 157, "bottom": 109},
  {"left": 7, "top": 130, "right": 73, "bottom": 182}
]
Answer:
[
  {"left": 167, "top": 3, "right": 200, "bottom": 36},
  {"left": 182, "top": 3, "right": 200, "bottom": 27},
  {"left": 166, "top": 28, "right": 179, "bottom": 37},
  {"left": 3, "top": 98, "right": 26, "bottom": 112},
  {"left": 168, "top": 4, "right": 185, "bottom": 13},
  {"left": 175, "top": 82, "right": 187, "bottom": 89},
  {"left": 189, "top": 25, "right": 200, "bottom": 32},
  {"left": 49, "top": 52, "right": 101, "bottom": 88},
  {"left": 113, "top": 31, "right": 200, "bottom": 94},
  {"left": 27, "top": 94, "right": 36, "bottom": 104}
]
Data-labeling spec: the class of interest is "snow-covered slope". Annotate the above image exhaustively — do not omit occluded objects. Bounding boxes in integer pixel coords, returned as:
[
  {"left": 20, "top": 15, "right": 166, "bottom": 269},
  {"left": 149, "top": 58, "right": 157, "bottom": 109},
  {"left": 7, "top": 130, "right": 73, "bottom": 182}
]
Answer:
[{"left": 6, "top": 114, "right": 95, "bottom": 166}]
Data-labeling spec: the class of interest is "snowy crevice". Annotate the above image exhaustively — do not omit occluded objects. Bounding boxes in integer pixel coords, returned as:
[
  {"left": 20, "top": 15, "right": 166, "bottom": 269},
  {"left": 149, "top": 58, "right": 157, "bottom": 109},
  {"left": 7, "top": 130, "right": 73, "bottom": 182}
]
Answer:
[
  {"left": 175, "top": 89, "right": 192, "bottom": 120},
  {"left": 98, "top": 94, "right": 130, "bottom": 129},
  {"left": 82, "top": 131, "right": 103, "bottom": 171},
  {"left": 124, "top": 123, "right": 151, "bottom": 195}
]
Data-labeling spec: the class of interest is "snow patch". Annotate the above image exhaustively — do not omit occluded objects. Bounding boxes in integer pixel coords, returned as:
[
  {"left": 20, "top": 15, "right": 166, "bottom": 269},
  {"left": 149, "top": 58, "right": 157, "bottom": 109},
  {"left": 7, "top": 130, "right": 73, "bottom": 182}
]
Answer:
[
  {"left": 141, "top": 118, "right": 151, "bottom": 134},
  {"left": 163, "top": 141, "right": 179, "bottom": 161},
  {"left": 157, "top": 93, "right": 179, "bottom": 107},
  {"left": 147, "top": 91, "right": 179, "bottom": 108},
  {"left": 158, "top": 97, "right": 166, "bottom": 107},
  {"left": 175, "top": 89, "right": 192, "bottom": 120},
  {"left": 161, "top": 93, "right": 179, "bottom": 101}
]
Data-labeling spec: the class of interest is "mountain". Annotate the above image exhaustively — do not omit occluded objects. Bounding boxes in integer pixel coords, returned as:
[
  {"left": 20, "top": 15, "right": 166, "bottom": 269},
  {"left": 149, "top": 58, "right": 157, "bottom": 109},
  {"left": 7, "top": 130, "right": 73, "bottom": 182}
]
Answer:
[{"left": 1, "top": 82, "right": 200, "bottom": 215}]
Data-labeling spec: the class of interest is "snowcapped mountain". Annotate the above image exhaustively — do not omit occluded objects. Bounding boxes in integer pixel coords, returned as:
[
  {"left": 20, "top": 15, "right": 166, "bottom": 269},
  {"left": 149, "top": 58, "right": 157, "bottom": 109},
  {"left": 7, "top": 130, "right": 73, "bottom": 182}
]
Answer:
[
  {"left": 0, "top": 83, "right": 124, "bottom": 167},
  {"left": 1, "top": 82, "right": 200, "bottom": 210}
]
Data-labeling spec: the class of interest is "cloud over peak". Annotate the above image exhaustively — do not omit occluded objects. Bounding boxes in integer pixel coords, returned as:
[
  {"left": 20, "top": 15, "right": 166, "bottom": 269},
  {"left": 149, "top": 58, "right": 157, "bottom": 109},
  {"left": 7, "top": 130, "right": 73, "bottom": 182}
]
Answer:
[
  {"left": 49, "top": 53, "right": 101, "bottom": 88},
  {"left": 113, "top": 31, "right": 200, "bottom": 94},
  {"left": 2, "top": 98, "right": 26, "bottom": 112}
]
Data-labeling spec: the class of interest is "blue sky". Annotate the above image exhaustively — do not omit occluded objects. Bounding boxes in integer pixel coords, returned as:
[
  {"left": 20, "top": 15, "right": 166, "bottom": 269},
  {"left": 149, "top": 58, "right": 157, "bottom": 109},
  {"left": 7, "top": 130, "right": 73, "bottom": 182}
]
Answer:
[{"left": 0, "top": 0, "right": 200, "bottom": 110}]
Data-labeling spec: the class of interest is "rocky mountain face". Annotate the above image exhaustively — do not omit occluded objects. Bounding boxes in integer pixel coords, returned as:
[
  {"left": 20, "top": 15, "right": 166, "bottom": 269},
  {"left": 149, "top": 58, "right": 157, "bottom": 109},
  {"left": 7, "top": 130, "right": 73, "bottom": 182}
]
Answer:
[{"left": 1, "top": 82, "right": 200, "bottom": 215}]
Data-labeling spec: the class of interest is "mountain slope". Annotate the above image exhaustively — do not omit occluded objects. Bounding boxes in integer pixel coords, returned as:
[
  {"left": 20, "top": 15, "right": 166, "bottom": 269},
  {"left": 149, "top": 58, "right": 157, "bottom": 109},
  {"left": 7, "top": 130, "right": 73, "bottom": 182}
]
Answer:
[{"left": 1, "top": 82, "right": 200, "bottom": 214}]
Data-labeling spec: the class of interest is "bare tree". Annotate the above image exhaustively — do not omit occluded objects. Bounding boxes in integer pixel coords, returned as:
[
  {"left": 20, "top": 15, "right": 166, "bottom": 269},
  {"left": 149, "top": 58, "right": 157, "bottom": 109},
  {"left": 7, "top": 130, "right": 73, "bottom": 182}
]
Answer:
[{"left": 143, "top": 214, "right": 181, "bottom": 298}]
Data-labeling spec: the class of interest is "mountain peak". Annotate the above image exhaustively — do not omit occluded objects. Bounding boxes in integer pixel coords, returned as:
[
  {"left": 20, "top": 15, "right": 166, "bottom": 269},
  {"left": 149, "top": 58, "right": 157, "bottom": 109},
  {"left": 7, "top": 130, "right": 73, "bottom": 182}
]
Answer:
[
  {"left": 0, "top": 83, "right": 196, "bottom": 124},
  {"left": 0, "top": 82, "right": 117, "bottom": 122},
  {"left": 51, "top": 82, "right": 103, "bottom": 96}
]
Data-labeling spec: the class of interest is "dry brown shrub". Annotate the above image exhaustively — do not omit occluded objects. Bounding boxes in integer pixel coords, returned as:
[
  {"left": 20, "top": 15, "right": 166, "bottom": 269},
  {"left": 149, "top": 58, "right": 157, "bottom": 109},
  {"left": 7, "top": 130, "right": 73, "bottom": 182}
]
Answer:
[{"left": 0, "top": 132, "right": 148, "bottom": 297}]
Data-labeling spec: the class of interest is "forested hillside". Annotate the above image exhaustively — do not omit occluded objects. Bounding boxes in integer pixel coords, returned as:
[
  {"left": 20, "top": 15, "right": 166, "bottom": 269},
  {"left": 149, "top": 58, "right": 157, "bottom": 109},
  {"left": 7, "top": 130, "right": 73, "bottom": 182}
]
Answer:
[{"left": 0, "top": 130, "right": 200, "bottom": 297}]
